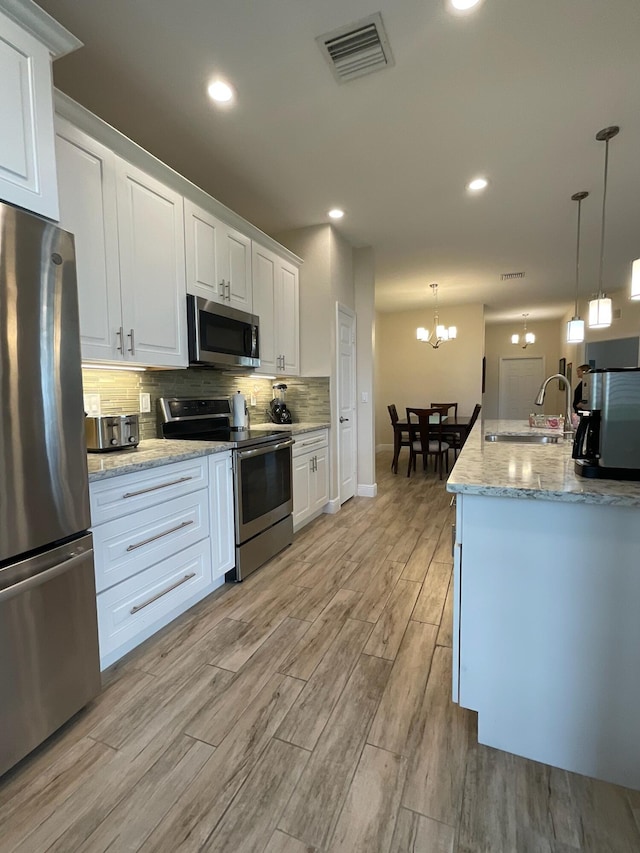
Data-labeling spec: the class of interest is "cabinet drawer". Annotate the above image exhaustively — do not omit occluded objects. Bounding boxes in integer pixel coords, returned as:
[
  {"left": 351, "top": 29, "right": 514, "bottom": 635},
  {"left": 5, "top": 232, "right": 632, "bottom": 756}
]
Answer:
[
  {"left": 292, "top": 430, "right": 328, "bottom": 458},
  {"left": 93, "top": 489, "right": 210, "bottom": 592},
  {"left": 90, "top": 457, "right": 208, "bottom": 525},
  {"left": 96, "top": 539, "right": 212, "bottom": 661}
]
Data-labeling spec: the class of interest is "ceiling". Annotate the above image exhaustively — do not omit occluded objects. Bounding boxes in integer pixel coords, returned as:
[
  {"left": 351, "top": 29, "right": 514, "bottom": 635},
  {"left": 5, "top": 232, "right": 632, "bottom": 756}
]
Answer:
[{"left": 36, "top": 0, "right": 640, "bottom": 321}]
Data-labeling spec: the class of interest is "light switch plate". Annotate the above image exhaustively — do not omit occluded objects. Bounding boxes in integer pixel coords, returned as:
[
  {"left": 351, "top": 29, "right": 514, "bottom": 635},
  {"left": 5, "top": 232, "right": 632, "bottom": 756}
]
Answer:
[
  {"left": 83, "top": 393, "right": 101, "bottom": 416},
  {"left": 139, "top": 392, "right": 151, "bottom": 413}
]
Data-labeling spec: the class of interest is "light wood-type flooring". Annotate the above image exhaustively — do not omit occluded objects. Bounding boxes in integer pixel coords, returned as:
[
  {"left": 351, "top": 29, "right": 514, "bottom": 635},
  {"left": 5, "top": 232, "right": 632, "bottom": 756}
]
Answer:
[{"left": 2, "top": 451, "right": 639, "bottom": 852}]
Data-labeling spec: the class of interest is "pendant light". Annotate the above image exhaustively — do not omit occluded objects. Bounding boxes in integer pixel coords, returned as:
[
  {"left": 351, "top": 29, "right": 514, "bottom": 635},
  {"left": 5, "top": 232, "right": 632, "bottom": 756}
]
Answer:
[
  {"left": 588, "top": 126, "right": 619, "bottom": 329},
  {"left": 416, "top": 283, "right": 457, "bottom": 349},
  {"left": 511, "top": 313, "right": 535, "bottom": 348},
  {"left": 566, "top": 191, "right": 589, "bottom": 343}
]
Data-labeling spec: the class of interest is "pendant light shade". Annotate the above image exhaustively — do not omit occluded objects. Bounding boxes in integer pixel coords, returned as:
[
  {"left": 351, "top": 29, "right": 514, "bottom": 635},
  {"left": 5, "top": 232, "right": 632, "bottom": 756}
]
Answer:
[
  {"left": 631, "top": 259, "right": 640, "bottom": 300},
  {"left": 567, "top": 318, "right": 586, "bottom": 343},
  {"left": 566, "top": 191, "right": 588, "bottom": 344},
  {"left": 588, "top": 125, "right": 619, "bottom": 330},
  {"left": 588, "top": 297, "right": 613, "bottom": 329}
]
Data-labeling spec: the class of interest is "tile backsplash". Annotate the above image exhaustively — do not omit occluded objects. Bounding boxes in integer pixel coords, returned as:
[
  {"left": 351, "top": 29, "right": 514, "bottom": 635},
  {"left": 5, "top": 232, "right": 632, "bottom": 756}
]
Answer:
[{"left": 82, "top": 368, "right": 331, "bottom": 440}]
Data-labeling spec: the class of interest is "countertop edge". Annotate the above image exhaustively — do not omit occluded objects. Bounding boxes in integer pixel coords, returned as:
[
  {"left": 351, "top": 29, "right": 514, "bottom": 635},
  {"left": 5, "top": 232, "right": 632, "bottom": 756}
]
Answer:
[{"left": 87, "top": 440, "right": 233, "bottom": 483}]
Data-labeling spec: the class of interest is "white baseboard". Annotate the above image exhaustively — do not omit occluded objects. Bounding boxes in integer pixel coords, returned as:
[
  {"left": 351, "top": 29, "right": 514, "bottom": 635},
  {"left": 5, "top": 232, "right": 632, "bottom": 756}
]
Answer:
[
  {"left": 357, "top": 483, "right": 378, "bottom": 498},
  {"left": 323, "top": 497, "right": 341, "bottom": 515},
  {"left": 376, "top": 443, "right": 393, "bottom": 452}
]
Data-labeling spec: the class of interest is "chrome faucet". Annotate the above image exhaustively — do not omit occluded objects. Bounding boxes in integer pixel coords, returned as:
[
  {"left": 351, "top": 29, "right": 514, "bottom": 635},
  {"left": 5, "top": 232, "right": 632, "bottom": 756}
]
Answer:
[{"left": 535, "top": 373, "right": 574, "bottom": 437}]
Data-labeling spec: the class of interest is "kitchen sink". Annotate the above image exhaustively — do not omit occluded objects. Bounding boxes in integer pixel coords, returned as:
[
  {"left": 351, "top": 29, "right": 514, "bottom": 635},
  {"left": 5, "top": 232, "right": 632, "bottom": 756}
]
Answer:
[{"left": 485, "top": 433, "right": 562, "bottom": 444}]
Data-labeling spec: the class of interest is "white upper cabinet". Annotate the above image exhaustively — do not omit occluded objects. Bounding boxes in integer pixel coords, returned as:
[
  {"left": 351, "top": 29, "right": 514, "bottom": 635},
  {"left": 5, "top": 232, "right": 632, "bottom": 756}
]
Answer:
[
  {"left": 185, "top": 199, "right": 252, "bottom": 312},
  {"left": 116, "top": 160, "right": 187, "bottom": 367},
  {"left": 56, "top": 118, "right": 187, "bottom": 368},
  {"left": 252, "top": 242, "right": 299, "bottom": 376},
  {"left": 55, "top": 118, "right": 121, "bottom": 361},
  {"left": 0, "top": 4, "right": 79, "bottom": 220}
]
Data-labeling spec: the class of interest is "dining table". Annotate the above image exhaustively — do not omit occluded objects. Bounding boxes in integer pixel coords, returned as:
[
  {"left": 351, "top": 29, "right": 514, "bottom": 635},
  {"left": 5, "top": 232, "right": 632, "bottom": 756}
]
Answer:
[{"left": 392, "top": 413, "right": 473, "bottom": 474}]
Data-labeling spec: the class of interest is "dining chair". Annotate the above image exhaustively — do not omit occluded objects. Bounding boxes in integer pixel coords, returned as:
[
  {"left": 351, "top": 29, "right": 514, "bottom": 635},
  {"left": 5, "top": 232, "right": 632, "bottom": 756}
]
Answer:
[
  {"left": 388, "top": 404, "right": 410, "bottom": 473},
  {"left": 405, "top": 407, "right": 450, "bottom": 479},
  {"left": 430, "top": 401, "right": 459, "bottom": 459},
  {"left": 430, "top": 402, "right": 458, "bottom": 417}
]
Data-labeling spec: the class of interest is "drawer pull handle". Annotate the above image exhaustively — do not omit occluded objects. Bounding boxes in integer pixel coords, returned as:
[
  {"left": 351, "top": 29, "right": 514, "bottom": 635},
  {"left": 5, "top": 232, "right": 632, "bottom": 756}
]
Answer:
[
  {"left": 301, "top": 438, "right": 323, "bottom": 447},
  {"left": 126, "top": 520, "right": 194, "bottom": 552},
  {"left": 122, "top": 476, "right": 193, "bottom": 499},
  {"left": 130, "top": 572, "right": 197, "bottom": 614}
]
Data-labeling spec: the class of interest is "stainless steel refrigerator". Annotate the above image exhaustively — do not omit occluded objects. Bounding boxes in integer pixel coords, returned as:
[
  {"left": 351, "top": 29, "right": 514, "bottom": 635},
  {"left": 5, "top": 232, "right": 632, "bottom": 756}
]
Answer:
[{"left": 0, "top": 201, "right": 100, "bottom": 777}]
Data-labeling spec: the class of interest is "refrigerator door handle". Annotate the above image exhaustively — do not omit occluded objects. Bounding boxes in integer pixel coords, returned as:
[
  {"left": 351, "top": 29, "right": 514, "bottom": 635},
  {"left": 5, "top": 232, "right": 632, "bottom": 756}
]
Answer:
[{"left": 0, "top": 551, "right": 89, "bottom": 605}]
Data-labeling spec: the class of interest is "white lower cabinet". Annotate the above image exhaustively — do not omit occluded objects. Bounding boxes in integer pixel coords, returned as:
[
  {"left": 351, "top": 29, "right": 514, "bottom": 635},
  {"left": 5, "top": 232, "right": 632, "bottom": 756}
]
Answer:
[
  {"left": 208, "top": 452, "right": 235, "bottom": 579},
  {"left": 90, "top": 452, "right": 233, "bottom": 669},
  {"left": 292, "top": 430, "right": 329, "bottom": 531}
]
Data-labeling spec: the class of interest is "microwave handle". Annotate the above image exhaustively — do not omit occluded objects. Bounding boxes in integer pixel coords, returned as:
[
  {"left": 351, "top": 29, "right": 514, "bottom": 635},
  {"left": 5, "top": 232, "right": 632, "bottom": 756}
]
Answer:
[{"left": 246, "top": 325, "right": 258, "bottom": 358}]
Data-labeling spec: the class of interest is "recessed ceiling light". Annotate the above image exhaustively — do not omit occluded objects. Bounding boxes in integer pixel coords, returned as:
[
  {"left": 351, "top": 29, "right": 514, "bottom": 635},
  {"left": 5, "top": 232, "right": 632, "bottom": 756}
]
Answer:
[
  {"left": 207, "top": 80, "right": 234, "bottom": 103},
  {"left": 449, "top": 0, "right": 484, "bottom": 12},
  {"left": 467, "top": 177, "right": 488, "bottom": 192},
  {"left": 328, "top": 208, "right": 345, "bottom": 219}
]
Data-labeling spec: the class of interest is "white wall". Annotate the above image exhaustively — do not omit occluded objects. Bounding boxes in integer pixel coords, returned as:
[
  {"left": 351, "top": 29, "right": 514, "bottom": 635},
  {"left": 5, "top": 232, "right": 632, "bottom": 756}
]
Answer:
[
  {"left": 484, "top": 319, "right": 564, "bottom": 419},
  {"left": 375, "top": 303, "right": 485, "bottom": 450},
  {"left": 355, "top": 247, "right": 376, "bottom": 494}
]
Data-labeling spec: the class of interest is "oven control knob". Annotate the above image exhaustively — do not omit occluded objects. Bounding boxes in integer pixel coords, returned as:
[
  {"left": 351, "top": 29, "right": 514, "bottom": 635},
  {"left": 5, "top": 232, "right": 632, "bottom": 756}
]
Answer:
[
  {"left": 128, "top": 436, "right": 137, "bottom": 443},
  {"left": 110, "top": 438, "right": 118, "bottom": 445}
]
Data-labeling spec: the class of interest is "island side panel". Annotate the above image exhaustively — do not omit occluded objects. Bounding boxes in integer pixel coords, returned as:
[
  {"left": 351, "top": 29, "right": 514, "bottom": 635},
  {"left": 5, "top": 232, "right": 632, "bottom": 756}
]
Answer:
[{"left": 457, "top": 492, "right": 640, "bottom": 790}]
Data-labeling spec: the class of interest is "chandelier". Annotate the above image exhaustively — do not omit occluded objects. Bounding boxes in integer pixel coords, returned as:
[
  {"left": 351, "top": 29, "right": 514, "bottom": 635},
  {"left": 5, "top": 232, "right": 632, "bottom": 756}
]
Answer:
[
  {"left": 511, "top": 313, "right": 535, "bottom": 348},
  {"left": 416, "top": 283, "right": 457, "bottom": 349}
]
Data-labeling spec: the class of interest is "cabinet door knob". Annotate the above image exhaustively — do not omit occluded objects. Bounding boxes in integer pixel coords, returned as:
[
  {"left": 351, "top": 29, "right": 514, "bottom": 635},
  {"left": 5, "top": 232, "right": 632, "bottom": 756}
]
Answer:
[{"left": 340, "top": 416, "right": 349, "bottom": 423}]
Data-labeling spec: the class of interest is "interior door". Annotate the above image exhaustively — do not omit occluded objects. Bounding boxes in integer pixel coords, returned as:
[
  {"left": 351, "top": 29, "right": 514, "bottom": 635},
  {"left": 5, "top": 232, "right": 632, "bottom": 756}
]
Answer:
[
  {"left": 337, "top": 304, "right": 357, "bottom": 504},
  {"left": 499, "top": 357, "right": 545, "bottom": 419}
]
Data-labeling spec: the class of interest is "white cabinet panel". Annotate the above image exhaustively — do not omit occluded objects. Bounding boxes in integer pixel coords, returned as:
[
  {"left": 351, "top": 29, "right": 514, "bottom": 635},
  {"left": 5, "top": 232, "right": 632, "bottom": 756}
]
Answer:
[
  {"left": 185, "top": 200, "right": 252, "bottom": 311},
  {"left": 292, "top": 453, "right": 312, "bottom": 529},
  {"left": 209, "top": 452, "right": 235, "bottom": 579},
  {"left": 93, "top": 489, "right": 210, "bottom": 593},
  {"left": 223, "top": 225, "right": 252, "bottom": 310},
  {"left": 0, "top": 9, "right": 59, "bottom": 219},
  {"left": 90, "top": 457, "right": 209, "bottom": 525},
  {"left": 252, "top": 242, "right": 299, "bottom": 376},
  {"left": 55, "top": 118, "right": 121, "bottom": 360},
  {"left": 97, "top": 539, "right": 213, "bottom": 667},
  {"left": 252, "top": 245, "right": 277, "bottom": 374},
  {"left": 292, "top": 430, "right": 329, "bottom": 530},
  {"left": 116, "top": 160, "right": 187, "bottom": 367}
]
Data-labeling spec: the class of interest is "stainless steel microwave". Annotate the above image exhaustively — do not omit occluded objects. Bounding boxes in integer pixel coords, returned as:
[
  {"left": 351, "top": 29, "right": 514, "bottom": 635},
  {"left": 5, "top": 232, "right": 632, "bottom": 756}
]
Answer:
[{"left": 187, "top": 295, "right": 260, "bottom": 369}]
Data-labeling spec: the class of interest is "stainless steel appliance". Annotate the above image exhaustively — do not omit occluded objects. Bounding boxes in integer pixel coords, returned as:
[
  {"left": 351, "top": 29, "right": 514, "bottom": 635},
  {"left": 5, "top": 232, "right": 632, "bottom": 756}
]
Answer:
[
  {"left": 269, "top": 382, "right": 292, "bottom": 424},
  {"left": 159, "top": 397, "right": 293, "bottom": 581},
  {"left": 0, "top": 201, "right": 101, "bottom": 777},
  {"left": 187, "top": 295, "right": 260, "bottom": 369},
  {"left": 572, "top": 367, "right": 640, "bottom": 479},
  {"left": 86, "top": 413, "right": 140, "bottom": 451}
]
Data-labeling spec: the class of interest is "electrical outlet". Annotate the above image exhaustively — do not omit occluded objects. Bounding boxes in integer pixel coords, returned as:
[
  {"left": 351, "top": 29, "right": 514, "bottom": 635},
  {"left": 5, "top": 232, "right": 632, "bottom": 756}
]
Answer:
[
  {"left": 250, "top": 392, "right": 257, "bottom": 407},
  {"left": 361, "top": 392, "right": 369, "bottom": 403},
  {"left": 139, "top": 392, "right": 151, "bottom": 413},
  {"left": 83, "top": 393, "right": 101, "bottom": 416}
]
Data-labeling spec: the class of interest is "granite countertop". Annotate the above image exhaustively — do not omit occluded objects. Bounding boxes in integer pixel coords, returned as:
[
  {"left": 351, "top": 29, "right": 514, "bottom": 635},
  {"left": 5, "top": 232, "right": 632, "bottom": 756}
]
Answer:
[
  {"left": 446, "top": 419, "right": 640, "bottom": 507},
  {"left": 251, "top": 422, "right": 331, "bottom": 435},
  {"left": 87, "top": 438, "right": 233, "bottom": 483}
]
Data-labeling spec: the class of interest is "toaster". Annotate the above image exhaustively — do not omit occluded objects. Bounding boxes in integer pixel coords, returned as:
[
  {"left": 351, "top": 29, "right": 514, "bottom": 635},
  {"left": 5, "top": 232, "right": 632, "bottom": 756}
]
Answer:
[{"left": 85, "top": 414, "right": 140, "bottom": 452}]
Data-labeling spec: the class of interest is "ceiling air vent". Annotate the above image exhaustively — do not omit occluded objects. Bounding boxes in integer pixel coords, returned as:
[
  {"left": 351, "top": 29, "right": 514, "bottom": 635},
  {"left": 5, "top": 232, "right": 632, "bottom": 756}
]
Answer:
[
  {"left": 316, "top": 13, "right": 395, "bottom": 84},
  {"left": 501, "top": 271, "right": 526, "bottom": 281}
]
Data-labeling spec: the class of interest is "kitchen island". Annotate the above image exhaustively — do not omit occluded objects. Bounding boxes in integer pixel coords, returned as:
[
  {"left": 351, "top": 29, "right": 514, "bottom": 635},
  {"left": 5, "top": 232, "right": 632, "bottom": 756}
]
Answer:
[{"left": 447, "top": 419, "right": 640, "bottom": 790}]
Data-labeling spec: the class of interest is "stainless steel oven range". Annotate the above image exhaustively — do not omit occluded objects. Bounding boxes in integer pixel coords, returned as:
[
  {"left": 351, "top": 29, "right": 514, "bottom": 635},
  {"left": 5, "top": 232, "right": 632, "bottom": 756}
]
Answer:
[{"left": 159, "top": 398, "right": 293, "bottom": 581}]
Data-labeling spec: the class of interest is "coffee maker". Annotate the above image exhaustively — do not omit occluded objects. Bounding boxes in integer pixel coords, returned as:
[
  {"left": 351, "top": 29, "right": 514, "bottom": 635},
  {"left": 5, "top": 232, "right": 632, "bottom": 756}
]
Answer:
[
  {"left": 269, "top": 382, "right": 292, "bottom": 424},
  {"left": 572, "top": 367, "right": 640, "bottom": 479}
]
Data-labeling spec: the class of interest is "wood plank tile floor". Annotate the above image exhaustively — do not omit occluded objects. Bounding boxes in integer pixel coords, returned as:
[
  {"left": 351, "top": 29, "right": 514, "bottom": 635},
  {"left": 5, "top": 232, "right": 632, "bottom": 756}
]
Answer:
[{"left": 2, "top": 451, "right": 639, "bottom": 852}]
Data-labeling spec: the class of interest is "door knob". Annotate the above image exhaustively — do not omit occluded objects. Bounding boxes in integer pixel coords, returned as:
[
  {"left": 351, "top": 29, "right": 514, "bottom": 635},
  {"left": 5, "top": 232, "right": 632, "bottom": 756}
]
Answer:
[{"left": 340, "top": 417, "right": 349, "bottom": 423}]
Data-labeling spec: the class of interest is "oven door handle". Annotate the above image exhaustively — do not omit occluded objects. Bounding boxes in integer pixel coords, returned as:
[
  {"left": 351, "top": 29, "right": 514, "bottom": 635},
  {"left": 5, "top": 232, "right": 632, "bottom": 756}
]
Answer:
[{"left": 236, "top": 438, "right": 294, "bottom": 460}]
